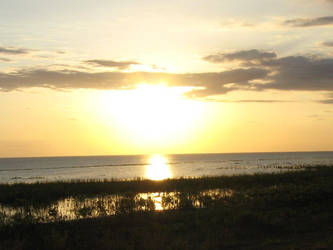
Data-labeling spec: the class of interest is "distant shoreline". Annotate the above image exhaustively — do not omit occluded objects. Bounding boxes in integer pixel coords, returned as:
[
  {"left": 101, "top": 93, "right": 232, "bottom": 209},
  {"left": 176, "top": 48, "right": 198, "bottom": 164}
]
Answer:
[{"left": 2, "top": 150, "right": 333, "bottom": 159}]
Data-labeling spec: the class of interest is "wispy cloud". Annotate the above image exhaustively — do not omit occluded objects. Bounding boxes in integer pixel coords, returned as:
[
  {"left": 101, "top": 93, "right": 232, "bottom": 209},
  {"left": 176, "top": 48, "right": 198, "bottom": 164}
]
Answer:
[
  {"left": 0, "top": 58, "right": 11, "bottom": 62},
  {"left": 203, "top": 49, "right": 276, "bottom": 66},
  {"left": 284, "top": 16, "right": 333, "bottom": 27},
  {"left": 321, "top": 41, "right": 333, "bottom": 47},
  {"left": 318, "top": 93, "right": 333, "bottom": 104},
  {"left": 220, "top": 20, "right": 256, "bottom": 29},
  {"left": 84, "top": 59, "right": 139, "bottom": 70},
  {"left": 0, "top": 46, "right": 31, "bottom": 55},
  {"left": 205, "top": 98, "right": 292, "bottom": 103},
  {"left": 318, "top": 99, "right": 333, "bottom": 104}
]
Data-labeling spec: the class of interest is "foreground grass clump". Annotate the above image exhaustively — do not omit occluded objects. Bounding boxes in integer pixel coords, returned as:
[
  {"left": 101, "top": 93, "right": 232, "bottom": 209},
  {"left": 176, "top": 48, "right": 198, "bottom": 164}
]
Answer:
[{"left": 0, "top": 166, "right": 333, "bottom": 249}]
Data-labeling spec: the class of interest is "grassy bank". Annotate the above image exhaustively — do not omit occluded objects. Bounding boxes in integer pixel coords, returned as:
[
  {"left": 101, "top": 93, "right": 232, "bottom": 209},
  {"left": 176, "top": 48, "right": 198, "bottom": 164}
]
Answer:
[{"left": 1, "top": 166, "right": 333, "bottom": 249}]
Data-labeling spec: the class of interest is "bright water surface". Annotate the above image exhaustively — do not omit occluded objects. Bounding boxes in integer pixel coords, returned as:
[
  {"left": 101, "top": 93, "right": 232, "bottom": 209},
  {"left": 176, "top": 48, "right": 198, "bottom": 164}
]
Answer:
[{"left": 1, "top": 151, "right": 333, "bottom": 183}]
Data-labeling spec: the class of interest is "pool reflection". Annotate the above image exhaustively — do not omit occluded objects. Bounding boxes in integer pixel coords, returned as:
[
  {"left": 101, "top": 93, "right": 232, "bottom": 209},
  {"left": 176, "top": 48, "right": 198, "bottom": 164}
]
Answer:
[
  {"left": 0, "top": 189, "right": 233, "bottom": 224},
  {"left": 139, "top": 192, "right": 164, "bottom": 210}
]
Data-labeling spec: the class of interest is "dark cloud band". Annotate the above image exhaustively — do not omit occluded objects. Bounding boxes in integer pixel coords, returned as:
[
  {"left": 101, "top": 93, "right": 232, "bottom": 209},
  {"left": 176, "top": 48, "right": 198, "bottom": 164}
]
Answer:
[
  {"left": 0, "top": 50, "right": 333, "bottom": 103},
  {"left": 0, "top": 68, "right": 268, "bottom": 94}
]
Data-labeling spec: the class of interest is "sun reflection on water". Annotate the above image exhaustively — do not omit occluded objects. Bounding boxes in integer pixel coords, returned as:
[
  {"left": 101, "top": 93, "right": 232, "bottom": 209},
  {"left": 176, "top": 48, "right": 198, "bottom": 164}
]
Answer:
[{"left": 145, "top": 154, "right": 172, "bottom": 181}]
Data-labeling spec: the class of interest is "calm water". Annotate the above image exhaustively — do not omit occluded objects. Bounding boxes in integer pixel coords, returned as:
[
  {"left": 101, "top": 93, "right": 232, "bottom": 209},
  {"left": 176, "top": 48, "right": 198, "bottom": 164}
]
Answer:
[
  {"left": 1, "top": 152, "right": 333, "bottom": 183},
  {"left": 0, "top": 189, "right": 233, "bottom": 224}
]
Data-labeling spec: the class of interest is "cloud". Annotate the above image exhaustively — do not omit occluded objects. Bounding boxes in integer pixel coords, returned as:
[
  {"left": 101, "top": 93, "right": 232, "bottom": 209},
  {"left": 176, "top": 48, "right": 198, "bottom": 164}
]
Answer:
[
  {"left": 0, "top": 58, "right": 11, "bottom": 62},
  {"left": 0, "top": 67, "right": 268, "bottom": 95},
  {"left": 205, "top": 98, "right": 292, "bottom": 103},
  {"left": 322, "top": 41, "right": 333, "bottom": 47},
  {"left": 318, "top": 93, "right": 333, "bottom": 104},
  {"left": 184, "top": 68, "right": 269, "bottom": 97},
  {"left": 0, "top": 69, "right": 135, "bottom": 91},
  {"left": 204, "top": 49, "right": 333, "bottom": 93},
  {"left": 318, "top": 99, "right": 333, "bottom": 104},
  {"left": 203, "top": 49, "right": 277, "bottom": 66},
  {"left": 1, "top": 50, "right": 333, "bottom": 102},
  {"left": 284, "top": 16, "right": 333, "bottom": 27},
  {"left": 84, "top": 59, "right": 139, "bottom": 69},
  {"left": 0, "top": 46, "right": 30, "bottom": 55},
  {"left": 220, "top": 20, "right": 256, "bottom": 29},
  {"left": 256, "top": 56, "right": 333, "bottom": 92}
]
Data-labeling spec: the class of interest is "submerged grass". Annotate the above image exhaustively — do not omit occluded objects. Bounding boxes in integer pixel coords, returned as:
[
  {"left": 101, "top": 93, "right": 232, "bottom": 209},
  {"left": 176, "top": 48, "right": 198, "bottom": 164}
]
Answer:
[{"left": 1, "top": 165, "right": 333, "bottom": 249}]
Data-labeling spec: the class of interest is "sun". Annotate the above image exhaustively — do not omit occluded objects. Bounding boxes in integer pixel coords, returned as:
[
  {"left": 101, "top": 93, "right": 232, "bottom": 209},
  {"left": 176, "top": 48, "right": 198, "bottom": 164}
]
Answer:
[{"left": 96, "top": 84, "right": 206, "bottom": 148}]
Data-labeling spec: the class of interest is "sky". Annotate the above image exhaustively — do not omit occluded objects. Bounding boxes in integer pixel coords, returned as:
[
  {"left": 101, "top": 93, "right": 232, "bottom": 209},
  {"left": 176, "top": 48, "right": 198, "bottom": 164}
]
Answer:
[{"left": 1, "top": 0, "right": 333, "bottom": 157}]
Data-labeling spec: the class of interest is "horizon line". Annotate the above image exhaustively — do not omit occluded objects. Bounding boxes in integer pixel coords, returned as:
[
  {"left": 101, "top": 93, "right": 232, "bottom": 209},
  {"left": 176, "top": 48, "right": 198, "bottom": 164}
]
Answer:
[{"left": 1, "top": 150, "right": 333, "bottom": 159}]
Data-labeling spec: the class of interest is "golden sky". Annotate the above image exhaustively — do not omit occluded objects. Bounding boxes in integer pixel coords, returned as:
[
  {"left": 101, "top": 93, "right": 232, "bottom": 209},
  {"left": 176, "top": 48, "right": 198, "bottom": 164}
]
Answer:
[{"left": 1, "top": 0, "right": 333, "bottom": 157}]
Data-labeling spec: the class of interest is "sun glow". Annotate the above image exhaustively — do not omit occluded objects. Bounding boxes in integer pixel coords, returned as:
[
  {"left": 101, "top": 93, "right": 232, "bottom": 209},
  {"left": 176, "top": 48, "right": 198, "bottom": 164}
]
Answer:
[
  {"left": 145, "top": 154, "right": 172, "bottom": 181},
  {"left": 96, "top": 84, "right": 206, "bottom": 149}
]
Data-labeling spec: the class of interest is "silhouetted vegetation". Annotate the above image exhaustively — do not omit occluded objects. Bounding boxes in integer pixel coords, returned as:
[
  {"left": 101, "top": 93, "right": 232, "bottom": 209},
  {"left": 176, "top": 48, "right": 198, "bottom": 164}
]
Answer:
[{"left": 1, "top": 166, "right": 333, "bottom": 249}]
